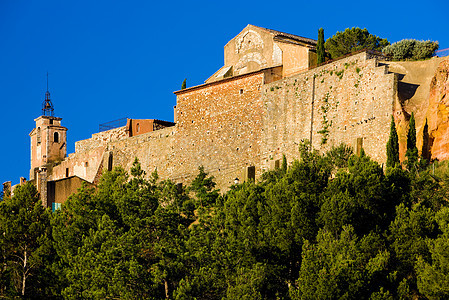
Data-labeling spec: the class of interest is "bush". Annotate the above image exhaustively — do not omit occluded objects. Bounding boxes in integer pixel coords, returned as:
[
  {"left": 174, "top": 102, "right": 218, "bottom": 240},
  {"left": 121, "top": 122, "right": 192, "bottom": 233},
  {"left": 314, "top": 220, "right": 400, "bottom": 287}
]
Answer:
[{"left": 382, "top": 39, "right": 438, "bottom": 61}]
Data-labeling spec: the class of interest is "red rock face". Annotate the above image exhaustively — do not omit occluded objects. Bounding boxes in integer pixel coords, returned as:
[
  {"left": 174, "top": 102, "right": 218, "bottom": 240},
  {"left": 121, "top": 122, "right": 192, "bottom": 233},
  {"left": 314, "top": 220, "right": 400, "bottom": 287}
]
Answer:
[{"left": 427, "top": 59, "right": 449, "bottom": 161}]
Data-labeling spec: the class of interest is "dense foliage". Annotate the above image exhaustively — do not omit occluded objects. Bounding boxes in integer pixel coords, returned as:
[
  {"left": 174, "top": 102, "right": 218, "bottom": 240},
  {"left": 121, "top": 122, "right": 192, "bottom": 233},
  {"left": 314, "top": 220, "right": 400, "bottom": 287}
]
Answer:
[
  {"left": 382, "top": 39, "right": 439, "bottom": 61},
  {"left": 1, "top": 146, "right": 449, "bottom": 299},
  {"left": 324, "top": 27, "right": 389, "bottom": 59}
]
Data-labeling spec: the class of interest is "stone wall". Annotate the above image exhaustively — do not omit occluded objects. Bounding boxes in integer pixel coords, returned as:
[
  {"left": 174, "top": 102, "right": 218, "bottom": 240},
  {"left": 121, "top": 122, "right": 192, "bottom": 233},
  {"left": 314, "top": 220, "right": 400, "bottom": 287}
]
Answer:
[
  {"left": 75, "top": 126, "right": 127, "bottom": 153},
  {"left": 106, "top": 126, "right": 176, "bottom": 180},
  {"left": 51, "top": 146, "right": 106, "bottom": 183},
  {"left": 260, "top": 52, "right": 396, "bottom": 171},
  {"left": 174, "top": 70, "right": 268, "bottom": 187},
  {"left": 82, "top": 53, "right": 399, "bottom": 190}
]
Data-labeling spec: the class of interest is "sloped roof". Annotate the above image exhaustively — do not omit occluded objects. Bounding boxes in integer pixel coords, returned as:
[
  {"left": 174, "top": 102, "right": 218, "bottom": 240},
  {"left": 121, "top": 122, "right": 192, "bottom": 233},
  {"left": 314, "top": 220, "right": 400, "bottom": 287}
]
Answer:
[{"left": 255, "top": 25, "right": 317, "bottom": 46}]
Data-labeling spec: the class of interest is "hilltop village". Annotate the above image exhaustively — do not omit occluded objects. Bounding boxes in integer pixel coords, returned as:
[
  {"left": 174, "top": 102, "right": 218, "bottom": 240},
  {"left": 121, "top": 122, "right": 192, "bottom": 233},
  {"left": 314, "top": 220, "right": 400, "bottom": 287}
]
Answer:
[{"left": 5, "top": 25, "right": 449, "bottom": 208}]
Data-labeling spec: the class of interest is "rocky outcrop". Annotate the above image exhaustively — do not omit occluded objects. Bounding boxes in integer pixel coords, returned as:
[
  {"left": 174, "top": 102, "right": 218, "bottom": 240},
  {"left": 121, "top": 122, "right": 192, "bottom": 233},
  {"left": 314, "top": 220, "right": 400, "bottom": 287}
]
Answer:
[
  {"left": 427, "top": 59, "right": 449, "bottom": 161},
  {"left": 385, "top": 57, "right": 449, "bottom": 162}
]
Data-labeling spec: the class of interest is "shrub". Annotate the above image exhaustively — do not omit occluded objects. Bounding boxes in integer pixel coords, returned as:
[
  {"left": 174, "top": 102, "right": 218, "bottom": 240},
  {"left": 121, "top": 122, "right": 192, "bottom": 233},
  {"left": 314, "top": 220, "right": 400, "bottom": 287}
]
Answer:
[{"left": 382, "top": 39, "right": 438, "bottom": 61}]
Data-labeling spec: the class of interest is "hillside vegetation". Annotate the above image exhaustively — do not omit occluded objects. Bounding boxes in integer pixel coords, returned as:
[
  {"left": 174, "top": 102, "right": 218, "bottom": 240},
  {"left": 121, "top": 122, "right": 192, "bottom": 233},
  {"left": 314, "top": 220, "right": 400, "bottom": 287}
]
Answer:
[{"left": 1, "top": 145, "right": 449, "bottom": 299}]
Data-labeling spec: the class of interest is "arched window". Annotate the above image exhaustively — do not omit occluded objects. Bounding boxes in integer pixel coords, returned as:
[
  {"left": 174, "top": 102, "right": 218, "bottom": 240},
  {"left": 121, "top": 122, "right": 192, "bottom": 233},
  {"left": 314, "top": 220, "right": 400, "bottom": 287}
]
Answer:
[
  {"left": 136, "top": 123, "right": 140, "bottom": 133},
  {"left": 54, "top": 132, "right": 59, "bottom": 143}
]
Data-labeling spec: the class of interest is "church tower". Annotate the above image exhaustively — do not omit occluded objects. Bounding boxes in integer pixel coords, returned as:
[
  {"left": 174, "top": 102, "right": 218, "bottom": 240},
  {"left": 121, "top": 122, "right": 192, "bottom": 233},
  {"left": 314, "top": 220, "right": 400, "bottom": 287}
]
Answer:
[{"left": 29, "top": 86, "right": 67, "bottom": 180}]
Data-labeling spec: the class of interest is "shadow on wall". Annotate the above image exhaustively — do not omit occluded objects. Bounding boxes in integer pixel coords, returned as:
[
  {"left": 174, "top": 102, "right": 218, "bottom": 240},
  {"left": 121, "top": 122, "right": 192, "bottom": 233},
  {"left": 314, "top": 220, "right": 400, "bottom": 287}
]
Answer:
[{"left": 398, "top": 81, "right": 420, "bottom": 103}]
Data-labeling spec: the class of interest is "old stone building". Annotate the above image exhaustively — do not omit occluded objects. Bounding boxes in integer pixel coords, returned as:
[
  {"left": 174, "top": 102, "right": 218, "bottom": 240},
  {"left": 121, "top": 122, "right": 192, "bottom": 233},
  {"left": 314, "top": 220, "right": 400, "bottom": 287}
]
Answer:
[{"left": 10, "top": 25, "right": 449, "bottom": 208}]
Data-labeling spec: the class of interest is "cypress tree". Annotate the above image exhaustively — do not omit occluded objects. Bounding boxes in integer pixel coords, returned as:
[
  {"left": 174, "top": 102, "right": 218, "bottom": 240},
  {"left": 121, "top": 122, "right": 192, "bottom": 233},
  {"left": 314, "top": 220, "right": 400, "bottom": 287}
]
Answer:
[
  {"left": 386, "top": 116, "right": 400, "bottom": 168},
  {"left": 317, "top": 28, "right": 325, "bottom": 65},
  {"left": 181, "top": 78, "right": 187, "bottom": 90},
  {"left": 282, "top": 154, "right": 287, "bottom": 173},
  {"left": 406, "top": 112, "right": 416, "bottom": 150},
  {"left": 421, "top": 119, "right": 430, "bottom": 161},
  {"left": 405, "top": 112, "right": 418, "bottom": 170}
]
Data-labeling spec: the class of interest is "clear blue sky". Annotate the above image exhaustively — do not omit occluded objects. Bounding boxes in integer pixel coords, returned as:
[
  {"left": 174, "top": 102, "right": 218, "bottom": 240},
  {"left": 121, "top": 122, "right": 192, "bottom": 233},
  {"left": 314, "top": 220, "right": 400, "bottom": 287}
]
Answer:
[{"left": 1, "top": 0, "right": 448, "bottom": 186}]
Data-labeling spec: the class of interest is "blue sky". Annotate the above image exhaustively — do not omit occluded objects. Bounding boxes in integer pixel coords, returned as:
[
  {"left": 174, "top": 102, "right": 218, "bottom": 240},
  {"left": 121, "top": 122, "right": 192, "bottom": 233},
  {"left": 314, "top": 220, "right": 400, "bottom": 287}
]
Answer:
[{"left": 1, "top": 0, "right": 448, "bottom": 186}]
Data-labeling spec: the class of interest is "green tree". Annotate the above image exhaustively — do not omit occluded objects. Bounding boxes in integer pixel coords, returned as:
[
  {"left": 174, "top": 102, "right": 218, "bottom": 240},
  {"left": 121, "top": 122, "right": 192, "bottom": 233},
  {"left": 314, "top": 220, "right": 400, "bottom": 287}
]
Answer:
[
  {"left": 320, "top": 153, "right": 398, "bottom": 236},
  {"left": 326, "top": 143, "right": 353, "bottom": 169},
  {"left": 416, "top": 207, "right": 449, "bottom": 298},
  {"left": 317, "top": 28, "right": 325, "bottom": 64},
  {"left": 406, "top": 112, "right": 419, "bottom": 171},
  {"left": 187, "top": 166, "right": 220, "bottom": 208},
  {"left": 383, "top": 39, "right": 439, "bottom": 61},
  {"left": 386, "top": 116, "right": 400, "bottom": 168},
  {"left": 281, "top": 154, "right": 287, "bottom": 173},
  {"left": 421, "top": 119, "right": 431, "bottom": 162},
  {"left": 181, "top": 78, "right": 187, "bottom": 90},
  {"left": 0, "top": 182, "right": 53, "bottom": 298},
  {"left": 324, "top": 27, "right": 389, "bottom": 59},
  {"left": 291, "top": 226, "right": 390, "bottom": 299},
  {"left": 388, "top": 203, "right": 437, "bottom": 297}
]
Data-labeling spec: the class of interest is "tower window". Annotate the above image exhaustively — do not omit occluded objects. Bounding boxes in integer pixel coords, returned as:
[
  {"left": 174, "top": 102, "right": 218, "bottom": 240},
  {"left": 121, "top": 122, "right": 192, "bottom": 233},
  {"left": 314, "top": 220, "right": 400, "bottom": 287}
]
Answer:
[
  {"left": 50, "top": 119, "right": 53, "bottom": 125},
  {"left": 54, "top": 132, "right": 59, "bottom": 143},
  {"left": 37, "top": 127, "right": 41, "bottom": 144}
]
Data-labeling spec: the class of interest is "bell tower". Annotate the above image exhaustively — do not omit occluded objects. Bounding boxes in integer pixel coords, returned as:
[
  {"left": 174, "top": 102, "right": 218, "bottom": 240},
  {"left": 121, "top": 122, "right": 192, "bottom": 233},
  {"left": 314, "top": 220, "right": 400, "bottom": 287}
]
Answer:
[{"left": 29, "top": 78, "right": 67, "bottom": 180}]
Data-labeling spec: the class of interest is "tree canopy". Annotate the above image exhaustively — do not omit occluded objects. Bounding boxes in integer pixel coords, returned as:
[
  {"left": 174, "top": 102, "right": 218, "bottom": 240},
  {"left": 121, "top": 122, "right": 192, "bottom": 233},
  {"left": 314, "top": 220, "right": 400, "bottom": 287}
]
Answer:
[
  {"left": 1, "top": 150, "right": 449, "bottom": 299},
  {"left": 324, "top": 27, "right": 390, "bottom": 59}
]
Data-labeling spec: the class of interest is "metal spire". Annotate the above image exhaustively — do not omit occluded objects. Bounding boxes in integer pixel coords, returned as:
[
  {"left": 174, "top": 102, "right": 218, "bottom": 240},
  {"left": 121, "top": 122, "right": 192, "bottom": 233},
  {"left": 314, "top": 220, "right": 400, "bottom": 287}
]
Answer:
[{"left": 42, "top": 72, "right": 54, "bottom": 116}]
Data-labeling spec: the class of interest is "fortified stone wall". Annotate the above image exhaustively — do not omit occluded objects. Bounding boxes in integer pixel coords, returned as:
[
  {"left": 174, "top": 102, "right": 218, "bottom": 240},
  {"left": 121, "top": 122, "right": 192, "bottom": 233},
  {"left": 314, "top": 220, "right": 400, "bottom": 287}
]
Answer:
[
  {"left": 260, "top": 52, "right": 397, "bottom": 170},
  {"left": 50, "top": 146, "right": 106, "bottom": 182},
  {"left": 105, "top": 126, "right": 176, "bottom": 180},
  {"left": 174, "top": 70, "right": 270, "bottom": 187},
  {"left": 75, "top": 126, "right": 127, "bottom": 153}
]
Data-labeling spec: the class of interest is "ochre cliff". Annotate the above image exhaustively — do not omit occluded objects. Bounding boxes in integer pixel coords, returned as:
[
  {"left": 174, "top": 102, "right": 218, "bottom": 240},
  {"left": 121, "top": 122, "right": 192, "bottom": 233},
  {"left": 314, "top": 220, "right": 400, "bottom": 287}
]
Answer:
[
  {"left": 427, "top": 59, "right": 449, "bottom": 161},
  {"left": 385, "top": 57, "right": 449, "bottom": 161}
]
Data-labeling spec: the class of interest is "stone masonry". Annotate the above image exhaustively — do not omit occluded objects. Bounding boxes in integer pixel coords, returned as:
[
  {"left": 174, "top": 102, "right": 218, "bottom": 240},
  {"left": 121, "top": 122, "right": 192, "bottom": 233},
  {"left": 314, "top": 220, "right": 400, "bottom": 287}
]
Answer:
[{"left": 25, "top": 25, "right": 449, "bottom": 207}]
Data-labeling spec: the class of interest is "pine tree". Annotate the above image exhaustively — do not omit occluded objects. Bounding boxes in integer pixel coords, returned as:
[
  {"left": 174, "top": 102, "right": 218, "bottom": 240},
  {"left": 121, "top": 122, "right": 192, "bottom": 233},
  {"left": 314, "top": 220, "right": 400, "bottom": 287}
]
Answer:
[
  {"left": 405, "top": 112, "right": 418, "bottom": 170},
  {"left": 386, "top": 116, "right": 400, "bottom": 168},
  {"left": 317, "top": 28, "right": 325, "bottom": 65},
  {"left": 0, "top": 183, "right": 52, "bottom": 297},
  {"left": 181, "top": 78, "right": 187, "bottom": 90}
]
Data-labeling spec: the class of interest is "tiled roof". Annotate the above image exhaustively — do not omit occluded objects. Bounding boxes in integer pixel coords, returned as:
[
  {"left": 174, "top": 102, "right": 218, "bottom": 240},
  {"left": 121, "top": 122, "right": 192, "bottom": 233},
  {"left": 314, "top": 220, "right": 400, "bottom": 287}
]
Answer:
[{"left": 256, "top": 25, "right": 317, "bottom": 46}]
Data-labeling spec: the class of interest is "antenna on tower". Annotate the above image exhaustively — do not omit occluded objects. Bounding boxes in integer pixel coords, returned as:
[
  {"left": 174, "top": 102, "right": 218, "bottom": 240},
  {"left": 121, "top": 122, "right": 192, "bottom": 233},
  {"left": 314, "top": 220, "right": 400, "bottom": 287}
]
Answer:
[{"left": 42, "top": 72, "right": 54, "bottom": 116}]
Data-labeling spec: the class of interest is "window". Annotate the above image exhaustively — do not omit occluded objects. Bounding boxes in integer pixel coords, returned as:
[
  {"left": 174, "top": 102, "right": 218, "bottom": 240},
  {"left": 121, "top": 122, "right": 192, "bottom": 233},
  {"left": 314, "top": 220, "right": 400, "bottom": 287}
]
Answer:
[
  {"left": 52, "top": 202, "right": 62, "bottom": 212},
  {"left": 37, "top": 127, "right": 41, "bottom": 144},
  {"left": 65, "top": 168, "right": 69, "bottom": 177},
  {"left": 54, "top": 132, "right": 59, "bottom": 143},
  {"left": 355, "top": 137, "right": 363, "bottom": 156},
  {"left": 108, "top": 152, "right": 113, "bottom": 171},
  {"left": 136, "top": 123, "right": 140, "bottom": 133},
  {"left": 49, "top": 119, "right": 53, "bottom": 125}
]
